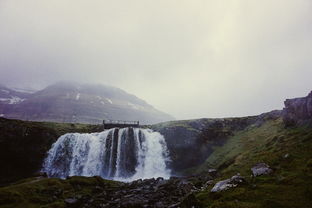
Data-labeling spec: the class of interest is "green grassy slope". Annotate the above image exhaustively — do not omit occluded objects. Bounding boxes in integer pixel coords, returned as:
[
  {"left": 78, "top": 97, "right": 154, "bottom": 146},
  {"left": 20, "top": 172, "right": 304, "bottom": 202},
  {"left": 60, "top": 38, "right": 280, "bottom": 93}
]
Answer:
[
  {"left": 194, "top": 118, "right": 312, "bottom": 208},
  {"left": 0, "top": 176, "right": 121, "bottom": 208}
]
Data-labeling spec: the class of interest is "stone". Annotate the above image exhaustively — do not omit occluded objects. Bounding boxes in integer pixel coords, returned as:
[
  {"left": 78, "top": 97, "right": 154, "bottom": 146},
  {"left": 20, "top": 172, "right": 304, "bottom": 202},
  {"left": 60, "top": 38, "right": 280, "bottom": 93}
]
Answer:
[
  {"left": 211, "top": 174, "right": 245, "bottom": 192},
  {"left": 211, "top": 179, "right": 234, "bottom": 192},
  {"left": 207, "top": 169, "right": 217, "bottom": 176},
  {"left": 33, "top": 171, "right": 47, "bottom": 177},
  {"left": 201, "top": 180, "right": 214, "bottom": 190},
  {"left": 251, "top": 163, "right": 273, "bottom": 176},
  {"left": 64, "top": 198, "right": 78, "bottom": 204},
  {"left": 230, "top": 173, "right": 245, "bottom": 183}
]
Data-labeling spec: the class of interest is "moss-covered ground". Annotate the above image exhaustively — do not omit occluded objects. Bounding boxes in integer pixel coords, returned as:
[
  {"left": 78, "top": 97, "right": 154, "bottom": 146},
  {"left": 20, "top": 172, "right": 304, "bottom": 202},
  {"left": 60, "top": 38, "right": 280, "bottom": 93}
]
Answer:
[
  {"left": 194, "top": 118, "right": 312, "bottom": 207},
  {"left": 0, "top": 176, "right": 121, "bottom": 208}
]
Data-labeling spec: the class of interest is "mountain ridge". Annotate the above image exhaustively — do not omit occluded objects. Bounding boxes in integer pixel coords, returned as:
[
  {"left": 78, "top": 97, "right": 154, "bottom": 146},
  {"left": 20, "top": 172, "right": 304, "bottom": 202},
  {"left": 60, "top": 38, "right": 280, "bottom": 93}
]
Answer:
[{"left": 0, "top": 81, "right": 174, "bottom": 124}]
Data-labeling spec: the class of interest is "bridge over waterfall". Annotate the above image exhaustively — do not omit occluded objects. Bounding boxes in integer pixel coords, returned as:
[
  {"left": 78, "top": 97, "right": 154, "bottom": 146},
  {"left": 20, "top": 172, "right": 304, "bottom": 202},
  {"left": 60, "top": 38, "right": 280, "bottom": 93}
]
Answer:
[{"left": 103, "top": 120, "right": 140, "bottom": 129}]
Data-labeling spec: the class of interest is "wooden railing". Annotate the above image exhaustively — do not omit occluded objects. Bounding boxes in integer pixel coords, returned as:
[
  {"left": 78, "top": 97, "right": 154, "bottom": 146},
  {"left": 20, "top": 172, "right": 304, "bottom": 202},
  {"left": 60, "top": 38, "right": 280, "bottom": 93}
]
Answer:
[{"left": 103, "top": 120, "right": 140, "bottom": 129}]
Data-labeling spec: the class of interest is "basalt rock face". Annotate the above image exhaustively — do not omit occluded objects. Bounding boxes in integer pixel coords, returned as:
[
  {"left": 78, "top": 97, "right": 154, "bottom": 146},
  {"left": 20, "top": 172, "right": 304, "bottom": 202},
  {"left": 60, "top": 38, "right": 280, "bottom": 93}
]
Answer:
[
  {"left": 0, "top": 118, "right": 101, "bottom": 185},
  {"left": 151, "top": 116, "right": 263, "bottom": 173},
  {"left": 283, "top": 91, "right": 312, "bottom": 126}
]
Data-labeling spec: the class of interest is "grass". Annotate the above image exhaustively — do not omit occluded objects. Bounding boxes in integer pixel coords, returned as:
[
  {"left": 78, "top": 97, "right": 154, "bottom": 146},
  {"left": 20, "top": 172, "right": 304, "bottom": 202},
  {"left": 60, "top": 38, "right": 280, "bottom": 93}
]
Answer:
[
  {"left": 193, "top": 118, "right": 312, "bottom": 207},
  {"left": 151, "top": 119, "right": 203, "bottom": 133},
  {"left": 0, "top": 176, "right": 121, "bottom": 208}
]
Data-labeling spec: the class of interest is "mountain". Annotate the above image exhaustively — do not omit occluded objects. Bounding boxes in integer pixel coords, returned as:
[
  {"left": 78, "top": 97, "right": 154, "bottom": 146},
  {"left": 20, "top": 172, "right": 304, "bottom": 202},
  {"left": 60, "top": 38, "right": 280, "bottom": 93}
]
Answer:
[
  {"left": 0, "top": 84, "right": 31, "bottom": 105},
  {"left": 0, "top": 91, "right": 311, "bottom": 207},
  {"left": 0, "top": 82, "right": 173, "bottom": 124}
]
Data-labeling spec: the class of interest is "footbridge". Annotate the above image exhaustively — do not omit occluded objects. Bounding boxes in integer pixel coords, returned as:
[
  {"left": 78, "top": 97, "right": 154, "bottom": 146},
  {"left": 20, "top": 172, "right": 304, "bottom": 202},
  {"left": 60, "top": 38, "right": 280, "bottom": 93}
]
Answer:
[{"left": 103, "top": 120, "right": 140, "bottom": 129}]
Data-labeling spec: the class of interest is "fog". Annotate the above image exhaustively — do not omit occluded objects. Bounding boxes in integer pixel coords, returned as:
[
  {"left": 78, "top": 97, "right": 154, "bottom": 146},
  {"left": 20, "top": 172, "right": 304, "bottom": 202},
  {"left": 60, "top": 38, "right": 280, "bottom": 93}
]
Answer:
[{"left": 0, "top": 0, "right": 311, "bottom": 119}]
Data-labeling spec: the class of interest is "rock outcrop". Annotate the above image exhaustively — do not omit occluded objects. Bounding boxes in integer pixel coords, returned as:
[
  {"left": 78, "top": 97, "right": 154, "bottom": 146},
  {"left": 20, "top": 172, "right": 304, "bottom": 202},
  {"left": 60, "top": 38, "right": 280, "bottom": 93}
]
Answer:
[
  {"left": 283, "top": 91, "right": 312, "bottom": 126},
  {"left": 0, "top": 175, "right": 206, "bottom": 208},
  {"left": 251, "top": 163, "right": 272, "bottom": 176},
  {"left": 0, "top": 117, "right": 101, "bottom": 185},
  {"left": 211, "top": 174, "right": 245, "bottom": 192},
  {"left": 151, "top": 117, "right": 260, "bottom": 173}
]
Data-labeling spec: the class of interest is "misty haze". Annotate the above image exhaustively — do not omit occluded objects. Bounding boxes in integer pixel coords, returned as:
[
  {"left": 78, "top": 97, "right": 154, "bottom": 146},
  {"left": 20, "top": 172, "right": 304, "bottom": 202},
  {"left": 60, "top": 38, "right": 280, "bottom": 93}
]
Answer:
[{"left": 0, "top": 1, "right": 312, "bottom": 208}]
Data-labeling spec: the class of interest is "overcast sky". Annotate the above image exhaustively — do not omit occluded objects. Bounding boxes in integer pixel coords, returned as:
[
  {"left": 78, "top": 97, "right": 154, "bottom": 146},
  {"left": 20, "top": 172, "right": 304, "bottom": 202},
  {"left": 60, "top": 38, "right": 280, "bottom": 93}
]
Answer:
[{"left": 0, "top": 0, "right": 311, "bottom": 119}]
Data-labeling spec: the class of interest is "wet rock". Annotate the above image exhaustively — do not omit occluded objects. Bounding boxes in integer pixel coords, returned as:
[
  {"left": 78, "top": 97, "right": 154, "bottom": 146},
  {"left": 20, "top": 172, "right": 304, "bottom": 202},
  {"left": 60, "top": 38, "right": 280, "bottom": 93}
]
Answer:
[
  {"left": 211, "top": 174, "right": 245, "bottom": 192},
  {"left": 231, "top": 174, "right": 245, "bottom": 183},
  {"left": 207, "top": 169, "right": 217, "bottom": 177},
  {"left": 33, "top": 171, "right": 47, "bottom": 177},
  {"left": 155, "top": 201, "right": 165, "bottom": 208},
  {"left": 177, "top": 180, "right": 195, "bottom": 193},
  {"left": 251, "top": 163, "right": 273, "bottom": 176},
  {"left": 208, "top": 169, "right": 217, "bottom": 174},
  {"left": 168, "top": 203, "right": 180, "bottom": 208},
  {"left": 201, "top": 180, "right": 214, "bottom": 190},
  {"left": 64, "top": 198, "right": 78, "bottom": 204}
]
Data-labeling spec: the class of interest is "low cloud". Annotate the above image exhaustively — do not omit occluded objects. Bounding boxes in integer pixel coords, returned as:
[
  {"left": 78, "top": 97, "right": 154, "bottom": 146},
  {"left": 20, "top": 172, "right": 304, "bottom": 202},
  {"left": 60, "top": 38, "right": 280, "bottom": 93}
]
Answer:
[{"left": 0, "top": 0, "right": 311, "bottom": 119}]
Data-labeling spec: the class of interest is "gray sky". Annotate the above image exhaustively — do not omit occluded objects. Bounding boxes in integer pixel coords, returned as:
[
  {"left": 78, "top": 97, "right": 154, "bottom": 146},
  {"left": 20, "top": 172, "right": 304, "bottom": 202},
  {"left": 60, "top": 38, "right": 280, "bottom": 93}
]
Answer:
[{"left": 0, "top": 0, "right": 311, "bottom": 119}]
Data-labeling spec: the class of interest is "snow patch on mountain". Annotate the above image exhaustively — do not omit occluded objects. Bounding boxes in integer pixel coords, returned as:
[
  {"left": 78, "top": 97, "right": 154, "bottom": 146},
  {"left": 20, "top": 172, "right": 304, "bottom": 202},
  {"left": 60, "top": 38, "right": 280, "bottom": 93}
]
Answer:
[
  {"left": 127, "top": 102, "right": 141, "bottom": 110},
  {"left": 0, "top": 96, "right": 25, "bottom": 104},
  {"left": 1, "top": 90, "right": 9, "bottom": 94},
  {"left": 106, "top": 98, "right": 113, "bottom": 104},
  {"left": 76, "top": 93, "right": 81, "bottom": 100}
]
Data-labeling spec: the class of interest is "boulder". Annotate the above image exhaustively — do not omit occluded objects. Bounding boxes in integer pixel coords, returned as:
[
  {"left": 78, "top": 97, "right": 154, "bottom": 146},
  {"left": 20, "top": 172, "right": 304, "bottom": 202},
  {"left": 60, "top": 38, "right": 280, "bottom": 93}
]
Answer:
[
  {"left": 201, "top": 180, "right": 214, "bottom": 190},
  {"left": 284, "top": 153, "right": 290, "bottom": 159},
  {"left": 211, "top": 174, "right": 245, "bottom": 192},
  {"left": 251, "top": 163, "right": 272, "bottom": 176},
  {"left": 208, "top": 169, "right": 217, "bottom": 176},
  {"left": 64, "top": 198, "right": 78, "bottom": 204},
  {"left": 33, "top": 171, "right": 48, "bottom": 177}
]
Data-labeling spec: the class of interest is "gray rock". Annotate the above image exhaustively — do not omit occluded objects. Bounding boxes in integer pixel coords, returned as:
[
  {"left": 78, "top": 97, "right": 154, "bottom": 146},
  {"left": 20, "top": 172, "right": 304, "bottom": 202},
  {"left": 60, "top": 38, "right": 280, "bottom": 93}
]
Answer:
[
  {"left": 207, "top": 169, "right": 217, "bottom": 177},
  {"left": 230, "top": 174, "right": 245, "bottom": 183},
  {"left": 251, "top": 163, "right": 273, "bottom": 176},
  {"left": 208, "top": 169, "right": 217, "bottom": 173},
  {"left": 283, "top": 91, "right": 312, "bottom": 126},
  {"left": 201, "top": 180, "right": 214, "bottom": 190},
  {"left": 64, "top": 198, "right": 78, "bottom": 204},
  {"left": 211, "top": 174, "right": 245, "bottom": 192}
]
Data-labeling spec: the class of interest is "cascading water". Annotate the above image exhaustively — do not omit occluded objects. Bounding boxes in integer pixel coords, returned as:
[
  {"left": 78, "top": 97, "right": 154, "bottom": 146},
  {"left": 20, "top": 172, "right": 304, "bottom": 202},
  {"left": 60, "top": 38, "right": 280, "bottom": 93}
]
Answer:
[{"left": 42, "top": 128, "right": 171, "bottom": 181}]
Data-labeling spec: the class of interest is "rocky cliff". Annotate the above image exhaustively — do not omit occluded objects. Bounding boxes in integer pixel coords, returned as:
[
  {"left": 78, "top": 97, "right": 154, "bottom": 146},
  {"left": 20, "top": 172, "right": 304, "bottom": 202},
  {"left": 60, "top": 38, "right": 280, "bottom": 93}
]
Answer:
[
  {"left": 0, "top": 118, "right": 102, "bottom": 185},
  {"left": 150, "top": 115, "right": 270, "bottom": 174},
  {"left": 0, "top": 112, "right": 282, "bottom": 184},
  {"left": 283, "top": 91, "right": 312, "bottom": 126}
]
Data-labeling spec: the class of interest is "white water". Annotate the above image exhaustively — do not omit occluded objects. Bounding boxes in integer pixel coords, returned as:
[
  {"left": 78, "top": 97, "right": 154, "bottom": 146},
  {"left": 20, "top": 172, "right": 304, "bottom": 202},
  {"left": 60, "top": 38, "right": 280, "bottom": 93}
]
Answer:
[{"left": 42, "top": 128, "right": 171, "bottom": 181}]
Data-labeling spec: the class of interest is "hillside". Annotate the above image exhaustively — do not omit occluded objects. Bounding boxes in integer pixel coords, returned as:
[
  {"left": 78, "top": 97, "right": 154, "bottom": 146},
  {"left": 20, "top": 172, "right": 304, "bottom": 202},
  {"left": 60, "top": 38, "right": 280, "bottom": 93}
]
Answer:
[
  {"left": 194, "top": 118, "right": 312, "bottom": 208},
  {"left": 0, "top": 91, "right": 311, "bottom": 207},
  {"left": 0, "top": 82, "right": 173, "bottom": 124}
]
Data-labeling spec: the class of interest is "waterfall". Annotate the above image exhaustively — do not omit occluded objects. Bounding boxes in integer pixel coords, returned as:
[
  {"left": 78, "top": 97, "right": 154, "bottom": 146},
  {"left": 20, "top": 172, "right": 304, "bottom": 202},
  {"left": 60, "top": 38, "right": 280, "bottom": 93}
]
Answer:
[{"left": 42, "top": 128, "right": 171, "bottom": 181}]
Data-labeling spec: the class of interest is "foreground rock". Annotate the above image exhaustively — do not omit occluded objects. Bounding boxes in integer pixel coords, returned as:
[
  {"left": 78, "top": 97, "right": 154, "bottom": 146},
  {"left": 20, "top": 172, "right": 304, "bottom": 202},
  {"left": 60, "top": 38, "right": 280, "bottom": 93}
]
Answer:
[
  {"left": 251, "top": 163, "right": 273, "bottom": 176},
  {"left": 211, "top": 174, "right": 245, "bottom": 192},
  {"left": 0, "top": 175, "right": 211, "bottom": 208}
]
